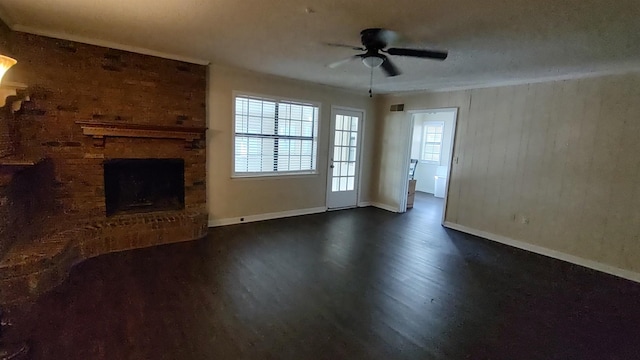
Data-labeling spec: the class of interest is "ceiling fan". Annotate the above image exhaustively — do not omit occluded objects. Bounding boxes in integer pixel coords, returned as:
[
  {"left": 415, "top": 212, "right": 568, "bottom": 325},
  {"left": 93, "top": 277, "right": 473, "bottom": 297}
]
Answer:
[{"left": 327, "top": 28, "right": 448, "bottom": 77}]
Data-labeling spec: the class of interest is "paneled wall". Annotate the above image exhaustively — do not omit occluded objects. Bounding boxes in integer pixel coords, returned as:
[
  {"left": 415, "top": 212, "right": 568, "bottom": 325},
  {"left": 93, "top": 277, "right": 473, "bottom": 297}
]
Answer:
[{"left": 374, "top": 73, "right": 640, "bottom": 275}]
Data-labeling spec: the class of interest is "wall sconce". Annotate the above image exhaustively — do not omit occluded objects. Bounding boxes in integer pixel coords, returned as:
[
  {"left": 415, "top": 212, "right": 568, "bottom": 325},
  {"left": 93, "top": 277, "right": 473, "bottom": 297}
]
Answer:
[
  {"left": 0, "top": 55, "right": 26, "bottom": 110},
  {"left": 0, "top": 54, "right": 17, "bottom": 84}
]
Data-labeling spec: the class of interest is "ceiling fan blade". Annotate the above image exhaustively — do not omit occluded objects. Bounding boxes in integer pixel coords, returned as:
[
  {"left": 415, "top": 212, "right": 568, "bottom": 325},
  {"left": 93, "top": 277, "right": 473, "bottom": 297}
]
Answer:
[
  {"left": 387, "top": 48, "right": 448, "bottom": 60},
  {"left": 327, "top": 55, "right": 360, "bottom": 69},
  {"left": 380, "top": 55, "right": 401, "bottom": 77},
  {"left": 324, "top": 43, "right": 365, "bottom": 51}
]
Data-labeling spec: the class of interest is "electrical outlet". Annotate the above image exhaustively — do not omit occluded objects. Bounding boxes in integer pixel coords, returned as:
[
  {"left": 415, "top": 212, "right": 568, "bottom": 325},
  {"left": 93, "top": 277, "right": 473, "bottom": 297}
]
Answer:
[{"left": 521, "top": 216, "right": 529, "bottom": 225}]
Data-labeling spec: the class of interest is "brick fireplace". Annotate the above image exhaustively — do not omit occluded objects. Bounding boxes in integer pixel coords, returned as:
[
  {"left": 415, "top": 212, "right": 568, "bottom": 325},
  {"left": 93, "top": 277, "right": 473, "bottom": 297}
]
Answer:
[{"left": 0, "top": 27, "right": 208, "bottom": 306}]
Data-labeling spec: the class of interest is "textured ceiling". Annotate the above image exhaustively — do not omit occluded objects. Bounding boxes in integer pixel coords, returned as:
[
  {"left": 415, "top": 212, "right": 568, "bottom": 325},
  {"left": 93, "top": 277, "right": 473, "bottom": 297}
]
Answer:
[{"left": 1, "top": 0, "right": 639, "bottom": 93}]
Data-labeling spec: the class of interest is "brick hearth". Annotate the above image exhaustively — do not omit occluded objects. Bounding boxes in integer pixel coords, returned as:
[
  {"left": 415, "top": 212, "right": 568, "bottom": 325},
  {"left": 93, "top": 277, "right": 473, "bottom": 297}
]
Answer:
[
  {"left": 0, "top": 210, "right": 207, "bottom": 304},
  {"left": 0, "top": 25, "right": 208, "bottom": 305}
]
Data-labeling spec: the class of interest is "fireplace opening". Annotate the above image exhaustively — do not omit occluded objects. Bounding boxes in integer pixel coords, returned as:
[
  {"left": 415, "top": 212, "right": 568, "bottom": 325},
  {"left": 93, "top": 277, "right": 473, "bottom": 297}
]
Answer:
[{"left": 104, "top": 158, "right": 185, "bottom": 217}]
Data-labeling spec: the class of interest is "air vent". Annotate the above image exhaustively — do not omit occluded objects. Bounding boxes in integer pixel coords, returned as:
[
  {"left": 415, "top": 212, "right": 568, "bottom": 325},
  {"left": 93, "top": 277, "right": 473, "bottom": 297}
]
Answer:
[{"left": 390, "top": 104, "right": 405, "bottom": 112}]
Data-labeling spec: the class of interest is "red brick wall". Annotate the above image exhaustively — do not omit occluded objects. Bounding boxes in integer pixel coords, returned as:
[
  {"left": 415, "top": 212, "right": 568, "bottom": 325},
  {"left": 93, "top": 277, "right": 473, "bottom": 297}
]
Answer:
[
  {"left": 0, "top": 159, "right": 58, "bottom": 257},
  {"left": 0, "top": 22, "right": 13, "bottom": 158},
  {"left": 0, "top": 30, "right": 207, "bottom": 258},
  {"left": 0, "top": 110, "right": 14, "bottom": 159}
]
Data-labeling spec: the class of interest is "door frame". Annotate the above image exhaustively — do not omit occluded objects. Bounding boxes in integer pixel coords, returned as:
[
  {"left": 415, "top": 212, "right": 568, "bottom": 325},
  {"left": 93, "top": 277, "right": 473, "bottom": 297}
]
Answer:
[
  {"left": 325, "top": 106, "right": 366, "bottom": 210},
  {"left": 398, "top": 108, "right": 459, "bottom": 224}
]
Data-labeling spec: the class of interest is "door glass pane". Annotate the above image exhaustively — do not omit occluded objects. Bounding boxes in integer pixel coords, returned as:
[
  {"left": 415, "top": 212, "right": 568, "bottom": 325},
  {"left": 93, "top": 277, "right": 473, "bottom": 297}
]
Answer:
[
  {"left": 340, "top": 177, "right": 347, "bottom": 191},
  {"left": 334, "top": 146, "right": 342, "bottom": 161},
  {"left": 347, "top": 177, "right": 354, "bottom": 191},
  {"left": 340, "top": 162, "right": 348, "bottom": 175},
  {"left": 332, "top": 178, "right": 339, "bottom": 192},
  {"left": 343, "top": 117, "right": 351, "bottom": 132},
  {"left": 348, "top": 162, "right": 355, "bottom": 176},
  {"left": 349, "top": 133, "right": 357, "bottom": 147}
]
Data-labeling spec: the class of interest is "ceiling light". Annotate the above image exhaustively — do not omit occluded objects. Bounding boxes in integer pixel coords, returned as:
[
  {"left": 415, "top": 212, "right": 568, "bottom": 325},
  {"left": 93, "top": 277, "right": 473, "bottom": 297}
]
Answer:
[
  {"left": 0, "top": 55, "right": 17, "bottom": 83},
  {"left": 362, "top": 56, "right": 383, "bottom": 68}
]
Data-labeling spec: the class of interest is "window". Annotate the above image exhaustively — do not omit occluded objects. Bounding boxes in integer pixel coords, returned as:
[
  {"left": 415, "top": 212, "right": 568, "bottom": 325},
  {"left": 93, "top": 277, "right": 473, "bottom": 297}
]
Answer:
[
  {"left": 421, "top": 121, "right": 444, "bottom": 163},
  {"left": 234, "top": 94, "right": 319, "bottom": 176}
]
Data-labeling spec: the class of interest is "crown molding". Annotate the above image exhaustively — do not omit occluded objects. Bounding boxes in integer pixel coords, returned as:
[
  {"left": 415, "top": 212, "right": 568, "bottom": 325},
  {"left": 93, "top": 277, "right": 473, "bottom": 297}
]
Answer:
[
  {"left": 384, "top": 66, "right": 640, "bottom": 96},
  {"left": 10, "top": 24, "right": 210, "bottom": 65}
]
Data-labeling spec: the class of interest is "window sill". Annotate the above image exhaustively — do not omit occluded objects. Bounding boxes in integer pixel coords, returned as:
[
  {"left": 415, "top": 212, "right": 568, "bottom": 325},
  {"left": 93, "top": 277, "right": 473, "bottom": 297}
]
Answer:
[{"left": 231, "top": 171, "right": 319, "bottom": 180}]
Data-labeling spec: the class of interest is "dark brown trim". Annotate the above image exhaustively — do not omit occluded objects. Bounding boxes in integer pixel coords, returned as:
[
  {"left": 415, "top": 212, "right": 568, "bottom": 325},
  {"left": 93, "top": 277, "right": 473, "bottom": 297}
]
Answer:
[{"left": 75, "top": 121, "right": 207, "bottom": 147}]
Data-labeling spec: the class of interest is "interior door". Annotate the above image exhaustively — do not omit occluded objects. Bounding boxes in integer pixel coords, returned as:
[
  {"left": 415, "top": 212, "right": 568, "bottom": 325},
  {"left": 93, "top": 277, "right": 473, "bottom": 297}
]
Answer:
[{"left": 327, "top": 108, "right": 362, "bottom": 209}]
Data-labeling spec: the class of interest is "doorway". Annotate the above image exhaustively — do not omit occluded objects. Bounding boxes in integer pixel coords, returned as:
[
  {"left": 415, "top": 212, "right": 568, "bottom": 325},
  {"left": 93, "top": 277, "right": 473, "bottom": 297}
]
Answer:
[
  {"left": 400, "top": 109, "right": 457, "bottom": 221},
  {"left": 326, "top": 107, "right": 364, "bottom": 210}
]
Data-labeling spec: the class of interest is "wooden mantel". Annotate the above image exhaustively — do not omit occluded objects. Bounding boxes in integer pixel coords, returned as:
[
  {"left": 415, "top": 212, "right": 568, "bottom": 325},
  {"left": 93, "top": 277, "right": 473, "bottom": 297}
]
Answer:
[{"left": 75, "top": 121, "right": 207, "bottom": 147}]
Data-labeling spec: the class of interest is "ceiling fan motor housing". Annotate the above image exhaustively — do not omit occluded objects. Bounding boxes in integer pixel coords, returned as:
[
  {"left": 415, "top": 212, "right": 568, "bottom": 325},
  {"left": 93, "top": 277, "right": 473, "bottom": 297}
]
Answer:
[
  {"left": 360, "top": 28, "right": 388, "bottom": 50},
  {"left": 360, "top": 29, "right": 388, "bottom": 69}
]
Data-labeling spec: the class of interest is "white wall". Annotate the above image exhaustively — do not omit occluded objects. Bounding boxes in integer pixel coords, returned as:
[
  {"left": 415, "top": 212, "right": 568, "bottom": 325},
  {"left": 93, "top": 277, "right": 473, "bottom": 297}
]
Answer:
[
  {"left": 372, "top": 72, "right": 640, "bottom": 276},
  {"left": 207, "top": 64, "right": 375, "bottom": 223},
  {"left": 410, "top": 111, "right": 455, "bottom": 193}
]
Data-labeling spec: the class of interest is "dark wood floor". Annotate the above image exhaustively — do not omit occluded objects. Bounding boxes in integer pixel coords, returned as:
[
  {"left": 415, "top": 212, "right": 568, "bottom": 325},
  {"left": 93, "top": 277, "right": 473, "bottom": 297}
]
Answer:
[{"left": 21, "top": 192, "right": 640, "bottom": 359}]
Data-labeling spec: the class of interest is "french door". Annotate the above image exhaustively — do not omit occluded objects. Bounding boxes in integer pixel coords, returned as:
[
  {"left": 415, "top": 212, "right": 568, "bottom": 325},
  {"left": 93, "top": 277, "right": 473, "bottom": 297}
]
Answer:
[{"left": 326, "top": 108, "right": 363, "bottom": 209}]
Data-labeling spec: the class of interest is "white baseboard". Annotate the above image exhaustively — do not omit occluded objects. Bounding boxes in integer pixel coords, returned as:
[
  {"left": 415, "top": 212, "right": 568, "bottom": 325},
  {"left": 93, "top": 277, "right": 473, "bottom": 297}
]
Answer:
[
  {"left": 208, "top": 206, "right": 327, "bottom": 227},
  {"left": 443, "top": 221, "right": 640, "bottom": 283},
  {"left": 358, "top": 201, "right": 372, "bottom": 207},
  {"left": 370, "top": 202, "right": 399, "bottom": 213}
]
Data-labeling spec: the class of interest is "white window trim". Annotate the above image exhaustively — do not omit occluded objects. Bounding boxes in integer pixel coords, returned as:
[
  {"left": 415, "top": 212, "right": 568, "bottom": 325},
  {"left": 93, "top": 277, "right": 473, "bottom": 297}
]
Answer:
[
  {"left": 420, "top": 120, "right": 444, "bottom": 165},
  {"left": 231, "top": 91, "right": 321, "bottom": 179}
]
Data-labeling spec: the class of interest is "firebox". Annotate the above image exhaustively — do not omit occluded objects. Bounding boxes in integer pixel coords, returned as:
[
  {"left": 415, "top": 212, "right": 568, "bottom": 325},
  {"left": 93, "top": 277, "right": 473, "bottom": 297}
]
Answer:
[{"left": 104, "top": 158, "right": 185, "bottom": 216}]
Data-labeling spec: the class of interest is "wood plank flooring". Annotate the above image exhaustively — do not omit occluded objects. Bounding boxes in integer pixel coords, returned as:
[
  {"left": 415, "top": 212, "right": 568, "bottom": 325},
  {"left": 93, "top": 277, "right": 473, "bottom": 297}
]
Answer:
[{"left": 22, "top": 192, "right": 640, "bottom": 359}]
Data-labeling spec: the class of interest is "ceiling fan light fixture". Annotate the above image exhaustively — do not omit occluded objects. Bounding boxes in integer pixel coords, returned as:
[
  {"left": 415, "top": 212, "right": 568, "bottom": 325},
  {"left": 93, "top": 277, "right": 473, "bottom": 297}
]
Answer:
[{"left": 362, "top": 56, "right": 383, "bottom": 68}]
